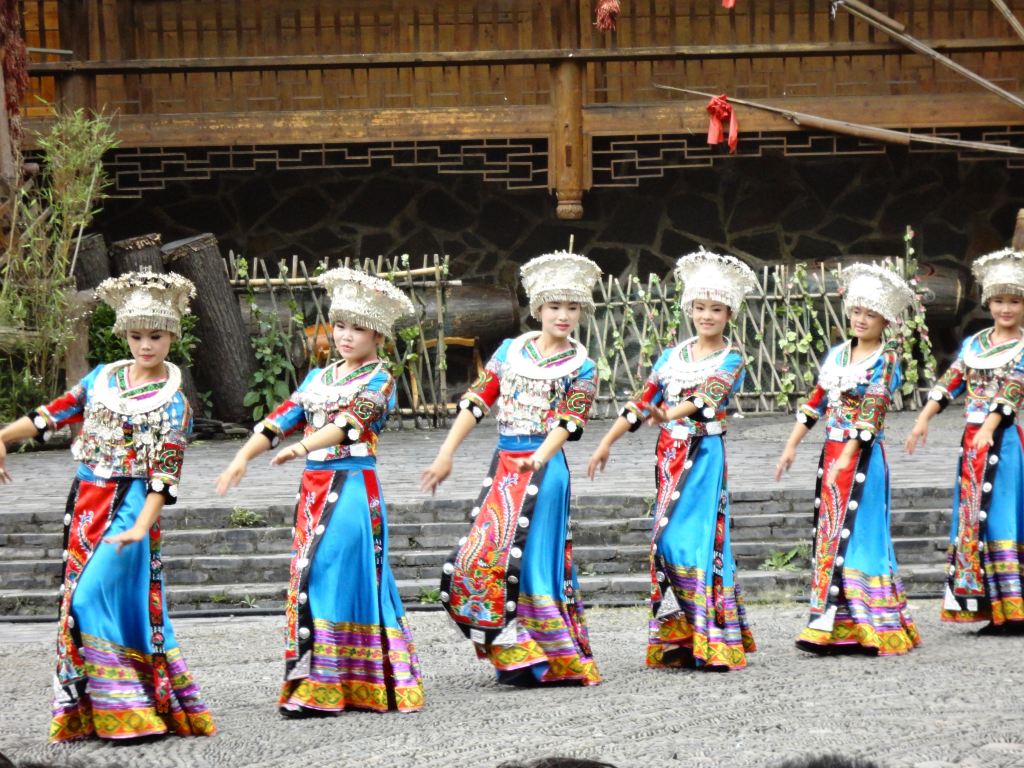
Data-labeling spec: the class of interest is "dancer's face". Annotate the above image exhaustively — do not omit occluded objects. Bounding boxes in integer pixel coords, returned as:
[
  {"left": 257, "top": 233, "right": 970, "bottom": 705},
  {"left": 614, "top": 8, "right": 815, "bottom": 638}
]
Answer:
[
  {"left": 333, "top": 320, "right": 381, "bottom": 364},
  {"left": 126, "top": 328, "right": 173, "bottom": 374},
  {"left": 538, "top": 301, "right": 581, "bottom": 341},
  {"left": 691, "top": 300, "right": 730, "bottom": 339},
  {"left": 848, "top": 306, "right": 887, "bottom": 344},
  {"left": 988, "top": 294, "right": 1024, "bottom": 332}
]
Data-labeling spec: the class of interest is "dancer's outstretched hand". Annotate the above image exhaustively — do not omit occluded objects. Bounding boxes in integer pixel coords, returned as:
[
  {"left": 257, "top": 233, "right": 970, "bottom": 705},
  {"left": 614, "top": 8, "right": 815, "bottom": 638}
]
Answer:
[
  {"left": 270, "top": 444, "right": 305, "bottom": 466},
  {"left": 420, "top": 455, "right": 452, "bottom": 495},
  {"left": 904, "top": 422, "right": 928, "bottom": 454},
  {"left": 0, "top": 442, "right": 10, "bottom": 484},
  {"left": 970, "top": 427, "right": 995, "bottom": 451},
  {"left": 645, "top": 405, "right": 670, "bottom": 425},
  {"left": 587, "top": 445, "right": 610, "bottom": 480},
  {"left": 103, "top": 526, "right": 147, "bottom": 554},
  {"left": 774, "top": 446, "right": 796, "bottom": 482},
  {"left": 516, "top": 456, "right": 542, "bottom": 474},
  {"left": 215, "top": 457, "right": 247, "bottom": 496}
]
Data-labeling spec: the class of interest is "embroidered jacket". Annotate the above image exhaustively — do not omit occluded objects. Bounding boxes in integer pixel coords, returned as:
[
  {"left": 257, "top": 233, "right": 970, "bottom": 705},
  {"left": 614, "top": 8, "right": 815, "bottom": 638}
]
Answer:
[
  {"left": 928, "top": 328, "right": 1024, "bottom": 421},
  {"left": 31, "top": 361, "right": 192, "bottom": 503},
  {"left": 457, "top": 333, "right": 597, "bottom": 440},
  {"left": 621, "top": 338, "right": 745, "bottom": 437},
  {"left": 256, "top": 361, "right": 394, "bottom": 460},
  {"left": 797, "top": 340, "right": 901, "bottom": 445}
]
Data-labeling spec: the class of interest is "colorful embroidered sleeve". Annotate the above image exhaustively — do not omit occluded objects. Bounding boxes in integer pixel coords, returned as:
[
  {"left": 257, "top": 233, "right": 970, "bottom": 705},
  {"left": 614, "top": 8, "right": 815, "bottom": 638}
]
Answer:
[
  {"left": 29, "top": 366, "right": 102, "bottom": 441},
  {"left": 687, "top": 348, "right": 744, "bottom": 423},
  {"left": 458, "top": 338, "right": 510, "bottom": 423},
  {"left": 991, "top": 354, "right": 1024, "bottom": 419},
  {"left": 554, "top": 359, "right": 598, "bottom": 441},
  {"left": 797, "top": 386, "right": 828, "bottom": 429},
  {"left": 331, "top": 371, "right": 395, "bottom": 445},
  {"left": 621, "top": 348, "right": 669, "bottom": 432},
  {"left": 796, "top": 348, "right": 835, "bottom": 429},
  {"left": 928, "top": 339, "right": 968, "bottom": 412},
  {"left": 254, "top": 368, "right": 320, "bottom": 447},
  {"left": 148, "top": 392, "right": 191, "bottom": 505},
  {"left": 853, "top": 348, "right": 901, "bottom": 445}
]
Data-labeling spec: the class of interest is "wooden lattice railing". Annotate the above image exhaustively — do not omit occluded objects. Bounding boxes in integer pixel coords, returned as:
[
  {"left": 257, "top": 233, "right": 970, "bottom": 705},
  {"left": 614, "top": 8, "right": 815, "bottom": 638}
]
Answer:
[
  {"left": 227, "top": 253, "right": 455, "bottom": 427},
  {"left": 234, "top": 254, "right": 931, "bottom": 427}
]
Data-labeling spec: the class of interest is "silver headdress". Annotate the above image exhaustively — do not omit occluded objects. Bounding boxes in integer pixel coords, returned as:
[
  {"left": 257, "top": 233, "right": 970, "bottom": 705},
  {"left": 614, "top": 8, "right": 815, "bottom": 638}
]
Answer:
[
  {"left": 318, "top": 267, "right": 415, "bottom": 338},
  {"left": 95, "top": 270, "right": 196, "bottom": 336},
  {"left": 971, "top": 248, "right": 1024, "bottom": 304},
  {"left": 674, "top": 248, "right": 757, "bottom": 314},
  {"left": 839, "top": 263, "right": 915, "bottom": 325},
  {"left": 520, "top": 251, "right": 602, "bottom": 320}
]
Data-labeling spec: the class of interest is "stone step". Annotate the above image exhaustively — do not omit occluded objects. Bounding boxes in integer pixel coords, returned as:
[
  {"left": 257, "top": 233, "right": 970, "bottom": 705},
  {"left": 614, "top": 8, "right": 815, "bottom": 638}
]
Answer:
[
  {"left": 0, "top": 535, "right": 952, "bottom": 592},
  {"left": 0, "top": 507, "right": 954, "bottom": 561},
  {"left": 0, "top": 485, "right": 953, "bottom": 534},
  {"left": 0, "top": 563, "right": 949, "bottom": 617}
]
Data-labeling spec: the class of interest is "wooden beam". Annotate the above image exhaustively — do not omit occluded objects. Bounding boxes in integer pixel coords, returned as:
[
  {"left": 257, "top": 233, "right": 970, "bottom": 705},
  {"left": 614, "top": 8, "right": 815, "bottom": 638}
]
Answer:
[
  {"left": 26, "top": 37, "right": 1024, "bottom": 75},
  {"left": 18, "top": 94, "right": 1024, "bottom": 152},
  {"left": 22, "top": 106, "right": 555, "bottom": 149},
  {"left": 583, "top": 93, "right": 1024, "bottom": 136}
]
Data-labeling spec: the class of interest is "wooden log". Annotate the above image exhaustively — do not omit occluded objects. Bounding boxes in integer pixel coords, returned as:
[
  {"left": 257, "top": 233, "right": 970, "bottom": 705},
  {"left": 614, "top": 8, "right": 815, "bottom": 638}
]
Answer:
[
  {"left": 71, "top": 233, "right": 110, "bottom": 290},
  {"left": 1013, "top": 209, "right": 1024, "bottom": 251},
  {"left": 162, "top": 233, "right": 257, "bottom": 424},
  {"left": 404, "top": 283, "right": 520, "bottom": 343},
  {"left": 110, "top": 233, "right": 163, "bottom": 274}
]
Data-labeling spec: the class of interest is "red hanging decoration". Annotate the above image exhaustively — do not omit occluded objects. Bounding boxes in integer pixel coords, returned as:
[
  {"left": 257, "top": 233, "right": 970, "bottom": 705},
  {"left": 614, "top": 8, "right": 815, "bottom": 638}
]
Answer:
[
  {"left": 722, "top": 0, "right": 736, "bottom": 8},
  {"left": 595, "top": 0, "right": 620, "bottom": 32},
  {"left": 706, "top": 94, "right": 739, "bottom": 154}
]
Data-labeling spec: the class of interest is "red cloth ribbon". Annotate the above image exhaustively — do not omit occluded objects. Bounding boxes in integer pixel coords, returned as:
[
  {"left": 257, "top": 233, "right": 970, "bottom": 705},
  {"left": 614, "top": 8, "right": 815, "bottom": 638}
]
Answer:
[
  {"left": 722, "top": 0, "right": 736, "bottom": 8},
  {"left": 595, "top": 0, "right": 620, "bottom": 31},
  {"left": 706, "top": 94, "right": 739, "bottom": 154}
]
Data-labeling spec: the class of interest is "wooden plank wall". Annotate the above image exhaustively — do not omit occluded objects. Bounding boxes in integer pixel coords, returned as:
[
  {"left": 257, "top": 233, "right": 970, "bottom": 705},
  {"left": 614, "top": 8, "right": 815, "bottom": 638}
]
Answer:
[{"left": 24, "top": 0, "right": 1024, "bottom": 118}]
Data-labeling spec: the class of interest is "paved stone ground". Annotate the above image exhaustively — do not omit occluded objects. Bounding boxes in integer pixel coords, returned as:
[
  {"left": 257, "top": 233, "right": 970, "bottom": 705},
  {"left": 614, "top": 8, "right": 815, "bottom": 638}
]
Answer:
[
  {"left": 2, "top": 602, "right": 1024, "bottom": 768},
  {"left": 0, "top": 411, "right": 964, "bottom": 515}
]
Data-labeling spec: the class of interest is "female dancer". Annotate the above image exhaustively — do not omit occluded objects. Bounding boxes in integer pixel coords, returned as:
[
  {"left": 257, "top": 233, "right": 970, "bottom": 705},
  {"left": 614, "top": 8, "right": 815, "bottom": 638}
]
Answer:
[
  {"left": 587, "top": 249, "right": 757, "bottom": 671},
  {"left": 420, "top": 251, "right": 602, "bottom": 686},
  {"left": 776, "top": 263, "right": 919, "bottom": 656},
  {"left": 215, "top": 267, "right": 424, "bottom": 714},
  {"left": 0, "top": 271, "right": 215, "bottom": 741},
  {"left": 906, "top": 248, "right": 1024, "bottom": 631}
]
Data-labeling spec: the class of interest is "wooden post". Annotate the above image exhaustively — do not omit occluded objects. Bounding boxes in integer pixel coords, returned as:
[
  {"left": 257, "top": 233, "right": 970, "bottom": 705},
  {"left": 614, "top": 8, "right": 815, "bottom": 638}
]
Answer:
[
  {"left": 162, "top": 234, "right": 258, "bottom": 424},
  {"left": 1013, "top": 209, "right": 1024, "bottom": 251},
  {"left": 551, "top": 60, "right": 586, "bottom": 220},
  {"left": 71, "top": 232, "right": 110, "bottom": 290},
  {"left": 110, "top": 233, "right": 163, "bottom": 274},
  {"left": 56, "top": 0, "right": 95, "bottom": 111}
]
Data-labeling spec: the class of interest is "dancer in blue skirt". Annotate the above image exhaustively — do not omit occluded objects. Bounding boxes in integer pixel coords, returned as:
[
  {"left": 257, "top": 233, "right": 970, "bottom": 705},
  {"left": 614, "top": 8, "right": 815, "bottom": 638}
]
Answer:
[
  {"left": 907, "top": 248, "right": 1024, "bottom": 632},
  {"left": 0, "top": 271, "right": 215, "bottom": 741},
  {"left": 777, "top": 264, "right": 919, "bottom": 655},
  {"left": 421, "top": 251, "right": 603, "bottom": 686},
  {"left": 216, "top": 267, "right": 423, "bottom": 714},
  {"left": 588, "top": 249, "right": 757, "bottom": 670}
]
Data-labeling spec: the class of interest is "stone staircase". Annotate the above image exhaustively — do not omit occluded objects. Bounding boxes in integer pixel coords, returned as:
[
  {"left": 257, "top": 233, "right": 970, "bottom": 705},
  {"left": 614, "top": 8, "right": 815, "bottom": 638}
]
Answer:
[{"left": 0, "top": 486, "right": 955, "bottom": 617}]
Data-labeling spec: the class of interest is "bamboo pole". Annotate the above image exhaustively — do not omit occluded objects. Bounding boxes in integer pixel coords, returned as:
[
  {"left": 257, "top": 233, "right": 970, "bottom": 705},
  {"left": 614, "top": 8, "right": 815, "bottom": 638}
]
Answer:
[
  {"left": 834, "top": 0, "right": 1024, "bottom": 112},
  {"left": 652, "top": 84, "right": 1024, "bottom": 156},
  {"left": 991, "top": 0, "right": 1024, "bottom": 44}
]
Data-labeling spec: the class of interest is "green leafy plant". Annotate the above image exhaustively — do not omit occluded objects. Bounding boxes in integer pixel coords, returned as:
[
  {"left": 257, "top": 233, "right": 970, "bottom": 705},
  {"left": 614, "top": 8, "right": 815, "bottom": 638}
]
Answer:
[
  {"left": 774, "top": 262, "right": 829, "bottom": 408},
  {"left": 758, "top": 543, "right": 811, "bottom": 572},
  {"left": 898, "top": 226, "right": 938, "bottom": 400},
  {"left": 238, "top": 594, "right": 259, "bottom": 609},
  {"left": 227, "top": 506, "right": 265, "bottom": 528},
  {"left": 418, "top": 586, "right": 442, "bottom": 605},
  {"left": 0, "top": 107, "right": 118, "bottom": 420},
  {"left": 236, "top": 258, "right": 298, "bottom": 422},
  {"left": 209, "top": 592, "right": 230, "bottom": 604}
]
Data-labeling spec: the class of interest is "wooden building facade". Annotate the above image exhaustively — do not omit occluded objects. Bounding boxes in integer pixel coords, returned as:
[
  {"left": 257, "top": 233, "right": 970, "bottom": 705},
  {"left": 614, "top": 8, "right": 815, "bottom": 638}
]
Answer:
[{"left": 20, "top": 0, "right": 1024, "bottom": 218}]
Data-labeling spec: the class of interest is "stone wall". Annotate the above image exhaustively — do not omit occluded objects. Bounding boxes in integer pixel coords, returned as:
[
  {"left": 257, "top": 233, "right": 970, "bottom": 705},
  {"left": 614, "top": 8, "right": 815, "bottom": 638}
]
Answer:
[{"left": 95, "top": 146, "right": 1024, "bottom": 314}]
